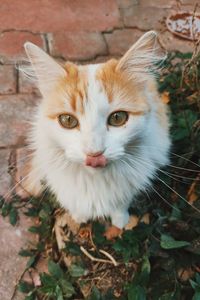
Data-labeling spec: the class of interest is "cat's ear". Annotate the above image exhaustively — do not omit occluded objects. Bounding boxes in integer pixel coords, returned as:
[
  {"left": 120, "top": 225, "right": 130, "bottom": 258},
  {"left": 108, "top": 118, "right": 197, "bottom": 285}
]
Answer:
[
  {"left": 23, "top": 42, "right": 66, "bottom": 95},
  {"left": 117, "top": 31, "right": 165, "bottom": 82}
]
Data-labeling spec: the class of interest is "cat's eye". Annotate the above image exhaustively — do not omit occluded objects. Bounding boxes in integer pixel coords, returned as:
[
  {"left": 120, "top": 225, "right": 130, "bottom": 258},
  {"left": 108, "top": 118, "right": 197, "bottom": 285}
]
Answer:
[
  {"left": 58, "top": 114, "right": 79, "bottom": 129},
  {"left": 108, "top": 111, "right": 128, "bottom": 127}
]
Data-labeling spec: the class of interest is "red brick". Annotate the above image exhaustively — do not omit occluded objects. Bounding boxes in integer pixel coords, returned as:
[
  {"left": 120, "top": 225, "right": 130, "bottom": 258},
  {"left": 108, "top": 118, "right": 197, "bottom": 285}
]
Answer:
[
  {"left": 0, "top": 65, "right": 16, "bottom": 94},
  {"left": 104, "top": 29, "right": 143, "bottom": 55},
  {"left": 0, "top": 94, "right": 39, "bottom": 147},
  {"left": 0, "top": 214, "right": 36, "bottom": 300},
  {"left": 0, "top": 31, "right": 45, "bottom": 63},
  {"left": 0, "top": 0, "right": 121, "bottom": 33},
  {"left": 117, "top": 0, "right": 138, "bottom": 8},
  {"left": 140, "top": 0, "right": 175, "bottom": 8},
  {"left": 121, "top": 5, "right": 169, "bottom": 30},
  {"left": 159, "top": 31, "right": 194, "bottom": 53},
  {"left": 181, "top": 4, "right": 200, "bottom": 12},
  {"left": 0, "top": 150, "right": 12, "bottom": 197},
  {"left": 49, "top": 32, "right": 108, "bottom": 61},
  {"left": 179, "top": 0, "right": 199, "bottom": 5},
  {"left": 92, "top": 55, "right": 121, "bottom": 64}
]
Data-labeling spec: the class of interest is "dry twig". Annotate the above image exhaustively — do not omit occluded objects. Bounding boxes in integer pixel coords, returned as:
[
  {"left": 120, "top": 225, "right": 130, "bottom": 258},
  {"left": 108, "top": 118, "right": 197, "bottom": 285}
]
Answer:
[{"left": 80, "top": 246, "right": 118, "bottom": 266}]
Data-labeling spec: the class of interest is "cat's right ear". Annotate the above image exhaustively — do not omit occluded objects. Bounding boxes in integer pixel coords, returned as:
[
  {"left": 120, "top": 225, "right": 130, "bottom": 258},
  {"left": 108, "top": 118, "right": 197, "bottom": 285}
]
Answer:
[
  {"left": 22, "top": 42, "right": 66, "bottom": 95},
  {"left": 116, "top": 31, "right": 165, "bottom": 82}
]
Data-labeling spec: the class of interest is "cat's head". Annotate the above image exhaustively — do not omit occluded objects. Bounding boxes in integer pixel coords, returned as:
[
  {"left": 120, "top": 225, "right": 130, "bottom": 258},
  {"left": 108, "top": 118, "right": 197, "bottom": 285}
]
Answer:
[{"left": 23, "top": 31, "right": 166, "bottom": 169}]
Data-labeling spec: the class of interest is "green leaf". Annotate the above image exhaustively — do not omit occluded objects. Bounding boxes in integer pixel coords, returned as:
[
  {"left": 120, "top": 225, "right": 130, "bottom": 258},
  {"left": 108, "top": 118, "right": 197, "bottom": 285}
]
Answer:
[
  {"left": 89, "top": 286, "right": 101, "bottom": 300},
  {"left": 65, "top": 242, "right": 82, "bottom": 256},
  {"left": 196, "top": 273, "right": 200, "bottom": 285},
  {"left": 39, "top": 208, "right": 50, "bottom": 219},
  {"left": 24, "top": 207, "right": 38, "bottom": 217},
  {"left": 9, "top": 207, "right": 18, "bottom": 226},
  {"left": 128, "top": 285, "right": 146, "bottom": 300},
  {"left": 190, "top": 279, "right": 198, "bottom": 290},
  {"left": 28, "top": 226, "right": 40, "bottom": 233},
  {"left": 18, "top": 249, "right": 34, "bottom": 257},
  {"left": 1, "top": 202, "right": 11, "bottom": 217},
  {"left": 48, "top": 260, "right": 64, "bottom": 279},
  {"left": 26, "top": 255, "right": 36, "bottom": 268},
  {"left": 69, "top": 264, "right": 85, "bottom": 277},
  {"left": 55, "top": 285, "right": 64, "bottom": 300},
  {"left": 40, "top": 272, "right": 57, "bottom": 287},
  {"left": 160, "top": 234, "right": 190, "bottom": 249},
  {"left": 92, "top": 222, "right": 106, "bottom": 246},
  {"left": 24, "top": 293, "right": 37, "bottom": 300},
  {"left": 193, "top": 291, "right": 200, "bottom": 300},
  {"left": 0, "top": 196, "right": 4, "bottom": 208},
  {"left": 139, "top": 256, "right": 151, "bottom": 285},
  {"left": 159, "top": 291, "right": 176, "bottom": 300},
  {"left": 59, "top": 279, "right": 75, "bottom": 298},
  {"left": 18, "top": 281, "right": 34, "bottom": 293}
]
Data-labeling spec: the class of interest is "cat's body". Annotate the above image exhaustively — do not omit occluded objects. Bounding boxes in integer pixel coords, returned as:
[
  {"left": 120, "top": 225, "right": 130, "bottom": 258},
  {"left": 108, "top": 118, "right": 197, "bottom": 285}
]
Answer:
[{"left": 24, "top": 31, "right": 170, "bottom": 229}]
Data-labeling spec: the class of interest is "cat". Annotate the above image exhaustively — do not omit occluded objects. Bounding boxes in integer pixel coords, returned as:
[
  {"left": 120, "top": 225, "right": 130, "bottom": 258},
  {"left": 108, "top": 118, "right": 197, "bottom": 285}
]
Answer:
[{"left": 22, "top": 31, "right": 171, "bottom": 235}]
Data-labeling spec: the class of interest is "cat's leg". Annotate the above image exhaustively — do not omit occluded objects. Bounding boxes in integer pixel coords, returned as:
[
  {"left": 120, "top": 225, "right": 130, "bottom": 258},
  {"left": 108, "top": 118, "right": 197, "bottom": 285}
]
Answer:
[
  {"left": 105, "top": 209, "right": 129, "bottom": 240},
  {"left": 111, "top": 209, "right": 130, "bottom": 228}
]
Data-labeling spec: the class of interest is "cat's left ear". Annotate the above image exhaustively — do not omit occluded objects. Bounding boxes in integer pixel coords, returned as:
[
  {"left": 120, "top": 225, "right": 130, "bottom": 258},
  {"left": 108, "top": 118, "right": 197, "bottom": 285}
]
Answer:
[
  {"left": 23, "top": 42, "right": 66, "bottom": 95},
  {"left": 117, "top": 31, "right": 165, "bottom": 82}
]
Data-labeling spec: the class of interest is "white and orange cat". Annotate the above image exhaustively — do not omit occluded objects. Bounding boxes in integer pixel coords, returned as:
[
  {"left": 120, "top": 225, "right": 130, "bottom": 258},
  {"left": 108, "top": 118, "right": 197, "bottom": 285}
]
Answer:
[{"left": 23, "top": 31, "right": 170, "bottom": 234}]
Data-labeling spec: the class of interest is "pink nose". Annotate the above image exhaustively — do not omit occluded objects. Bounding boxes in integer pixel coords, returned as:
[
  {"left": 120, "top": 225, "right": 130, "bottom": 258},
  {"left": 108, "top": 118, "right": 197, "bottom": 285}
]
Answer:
[{"left": 85, "top": 152, "right": 107, "bottom": 168}]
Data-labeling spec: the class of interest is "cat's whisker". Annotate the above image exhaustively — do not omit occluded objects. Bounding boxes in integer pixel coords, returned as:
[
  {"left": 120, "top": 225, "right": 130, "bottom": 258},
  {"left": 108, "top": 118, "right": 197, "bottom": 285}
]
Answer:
[
  {"left": 126, "top": 144, "right": 200, "bottom": 171},
  {"left": 125, "top": 155, "right": 200, "bottom": 183},
  {"left": 1, "top": 150, "right": 67, "bottom": 201},
  {"left": 119, "top": 156, "right": 180, "bottom": 212},
  {"left": 124, "top": 154, "right": 200, "bottom": 214},
  {"left": 155, "top": 175, "right": 200, "bottom": 214},
  {"left": 168, "top": 165, "right": 200, "bottom": 173},
  {"left": 158, "top": 169, "right": 200, "bottom": 186},
  {"left": 124, "top": 151, "right": 199, "bottom": 184},
  {"left": 150, "top": 184, "right": 181, "bottom": 212},
  {"left": 1, "top": 164, "right": 45, "bottom": 200},
  {"left": 0, "top": 151, "right": 36, "bottom": 179},
  {"left": 162, "top": 170, "right": 200, "bottom": 182}
]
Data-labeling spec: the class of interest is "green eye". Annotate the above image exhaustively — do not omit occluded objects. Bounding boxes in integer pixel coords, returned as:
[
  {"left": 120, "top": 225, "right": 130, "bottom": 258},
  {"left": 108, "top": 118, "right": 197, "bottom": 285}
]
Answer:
[
  {"left": 58, "top": 114, "right": 79, "bottom": 129},
  {"left": 108, "top": 111, "right": 128, "bottom": 127}
]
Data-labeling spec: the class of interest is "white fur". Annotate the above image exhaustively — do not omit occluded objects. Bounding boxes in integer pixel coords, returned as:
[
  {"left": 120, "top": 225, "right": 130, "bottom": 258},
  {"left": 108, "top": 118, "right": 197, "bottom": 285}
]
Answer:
[{"left": 24, "top": 32, "right": 171, "bottom": 228}]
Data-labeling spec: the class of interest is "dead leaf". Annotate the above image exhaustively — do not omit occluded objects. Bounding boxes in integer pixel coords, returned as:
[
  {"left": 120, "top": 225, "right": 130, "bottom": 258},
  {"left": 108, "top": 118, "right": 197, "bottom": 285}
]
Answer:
[
  {"left": 54, "top": 211, "right": 80, "bottom": 250},
  {"left": 140, "top": 213, "right": 150, "bottom": 224},
  {"left": 161, "top": 91, "right": 170, "bottom": 104},
  {"left": 79, "top": 282, "right": 92, "bottom": 298},
  {"left": 187, "top": 175, "right": 200, "bottom": 203},
  {"left": 125, "top": 215, "right": 139, "bottom": 230},
  {"left": 78, "top": 224, "right": 92, "bottom": 240},
  {"left": 30, "top": 269, "right": 41, "bottom": 287},
  {"left": 178, "top": 267, "right": 194, "bottom": 281},
  {"left": 187, "top": 92, "right": 199, "bottom": 104},
  {"left": 104, "top": 226, "right": 123, "bottom": 240},
  {"left": 63, "top": 254, "right": 76, "bottom": 268}
]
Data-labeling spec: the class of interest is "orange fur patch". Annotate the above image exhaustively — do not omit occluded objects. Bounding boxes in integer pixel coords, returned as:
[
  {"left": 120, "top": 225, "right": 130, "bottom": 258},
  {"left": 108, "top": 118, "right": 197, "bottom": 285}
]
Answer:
[
  {"left": 44, "top": 62, "right": 88, "bottom": 118},
  {"left": 96, "top": 59, "right": 150, "bottom": 114},
  {"left": 64, "top": 62, "right": 88, "bottom": 112}
]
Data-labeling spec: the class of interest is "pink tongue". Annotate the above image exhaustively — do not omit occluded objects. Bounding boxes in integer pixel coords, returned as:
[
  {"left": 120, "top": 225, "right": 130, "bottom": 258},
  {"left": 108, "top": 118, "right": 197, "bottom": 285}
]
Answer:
[{"left": 85, "top": 155, "right": 107, "bottom": 168}]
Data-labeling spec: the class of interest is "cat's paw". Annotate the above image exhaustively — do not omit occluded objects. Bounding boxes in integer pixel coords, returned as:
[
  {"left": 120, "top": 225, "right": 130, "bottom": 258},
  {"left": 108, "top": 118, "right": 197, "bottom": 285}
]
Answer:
[{"left": 104, "top": 225, "right": 123, "bottom": 240}]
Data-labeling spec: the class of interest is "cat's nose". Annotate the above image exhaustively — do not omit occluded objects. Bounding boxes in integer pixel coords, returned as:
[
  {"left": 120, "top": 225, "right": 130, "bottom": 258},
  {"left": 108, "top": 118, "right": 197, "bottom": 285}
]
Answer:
[
  {"left": 85, "top": 151, "right": 107, "bottom": 168},
  {"left": 87, "top": 151, "right": 104, "bottom": 157}
]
